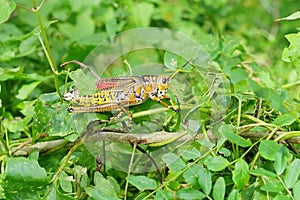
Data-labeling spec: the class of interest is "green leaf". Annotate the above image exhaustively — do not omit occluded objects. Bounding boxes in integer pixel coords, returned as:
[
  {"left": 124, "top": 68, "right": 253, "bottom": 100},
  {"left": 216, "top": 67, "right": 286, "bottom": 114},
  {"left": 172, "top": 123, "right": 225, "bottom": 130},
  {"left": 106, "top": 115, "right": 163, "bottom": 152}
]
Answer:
[
  {"left": 198, "top": 167, "right": 212, "bottom": 195},
  {"left": 253, "top": 190, "right": 267, "bottom": 200},
  {"left": 69, "top": 112, "right": 99, "bottom": 134},
  {"left": 240, "top": 184, "right": 256, "bottom": 200},
  {"left": 277, "top": 11, "right": 300, "bottom": 21},
  {"left": 105, "top": 17, "right": 118, "bottom": 38},
  {"left": 3, "top": 115, "right": 32, "bottom": 133},
  {"left": 58, "top": 11, "right": 94, "bottom": 41},
  {"left": 204, "top": 156, "right": 229, "bottom": 171},
  {"left": 28, "top": 148, "right": 39, "bottom": 161},
  {"left": 107, "top": 176, "right": 121, "bottom": 194},
  {"left": 134, "top": 193, "right": 150, "bottom": 200},
  {"left": 5, "top": 157, "right": 49, "bottom": 183},
  {"left": 250, "top": 168, "right": 277, "bottom": 178},
  {"left": 33, "top": 101, "right": 86, "bottom": 139},
  {"left": 167, "top": 181, "right": 181, "bottom": 191},
  {"left": 222, "top": 35, "right": 242, "bottom": 55},
  {"left": 4, "top": 157, "right": 49, "bottom": 198},
  {"left": 220, "top": 124, "right": 252, "bottom": 147},
  {"left": 233, "top": 159, "right": 249, "bottom": 190},
  {"left": 180, "top": 148, "right": 201, "bottom": 160},
  {"left": 293, "top": 181, "right": 300, "bottom": 199},
  {"left": 80, "top": 173, "right": 89, "bottom": 189},
  {"left": 282, "top": 33, "right": 300, "bottom": 66},
  {"left": 248, "top": 79, "right": 286, "bottom": 111},
  {"left": 183, "top": 165, "right": 201, "bottom": 186},
  {"left": 213, "top": 177, "right": 225, "bottom": 200},
  {"left": 227, "top": 189, "right": 239, "bottom": 200},
  {"left": 0, "top": 0, "right": 16, "bottom": 24},
  {"left": 19, "top": 100, "right": 35, "bottom": 117},
  {"left": 19, "top": 36, "right": 36, "bottom": 55},
  {"left": 127, "top": 175, "right": 157, "bottom": 191},
  {"left": 69, "top": 69, "right": 97, "bottom": 95},
  {"left": 67, "top": 0, "right": 94, "bottom": 12},
  {"left": 45, "top": 185, "right": 74, "bottom": 200},
  {"left": 274, "top": 146, "right": 290, "bottom": 175},
  {"left": 274, "top": 194, "right": 291, "bottom": 200},
  {"left": 284, "top": 159, "right": 300, "bottom": 188},
  {"left": 164, "top": 51, "right": 193, "bottom": 72},
  {"left": 164, "top": 52, "right": 178, "bottom": 70},
  {"left": 86, "top": 172, "right": 120, "bottom": 200},
  {"left": 86, "top": 187, "right": 120, "bottom": 200},
  {"left": 32, "top": 100, "right": 55, "bottom": 140},
  {"left": 0, "top": 66, "right": 24, "bottom": 81},
  {"left": 39, "top": 92, "right": 60, "bottom": 103},
  {"left": 258, "top": 140, "right": 281, "bottom": 161},
  {"left": 129, "top": 2, "right": 154, "bottom": 27},
  {"left": 260, "top": 178, "right": 285, "bottom": 192},
  {"left": 218, "top": 147, "right": 231, "bottom": 157},
  {"left": 162, "top": 153, "right": 186, "bottom": 172},
  {"left": 59, "top": 171, "right": 73, "bottom": 193},
  {"left": 250, "top": 126, "right": 267, "bottom": 132},
  {"left": 272, "top": 114, "right": 296, "bottom": 126},
  {"left": 155, "top": 190, "right": 174, "bottom": 200},
  {"left": 197, "top": 138, "right": 215, "bottom": 149},
  {"left": 229, "top": 67, "right": 248, "bottom": 84},
  {"left": 16, "top": 81, "right": 41, "bottom": 100},
  {"left": 176, "top": 188, "right": 206, "bottom": 200},
  {"left": 258, "top": 71, "right": 276, "bottom": 88},
  {"left": 48, "top": 108, "right": 77, "bottom": 137}
]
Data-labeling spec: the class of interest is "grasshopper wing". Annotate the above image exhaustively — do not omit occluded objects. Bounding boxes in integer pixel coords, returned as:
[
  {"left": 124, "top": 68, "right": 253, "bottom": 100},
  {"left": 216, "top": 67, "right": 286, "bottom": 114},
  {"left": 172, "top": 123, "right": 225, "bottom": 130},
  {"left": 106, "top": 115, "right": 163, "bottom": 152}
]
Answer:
[{"left": 96, "top": 76, "right": 144, "bottom": 91}]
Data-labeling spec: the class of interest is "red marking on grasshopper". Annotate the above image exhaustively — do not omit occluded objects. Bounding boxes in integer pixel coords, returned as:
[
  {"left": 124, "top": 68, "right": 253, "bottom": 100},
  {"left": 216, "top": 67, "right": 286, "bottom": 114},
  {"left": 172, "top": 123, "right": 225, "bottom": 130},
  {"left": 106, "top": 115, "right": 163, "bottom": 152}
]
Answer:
[{"left": 96, "top": 82, "right": 119, "bottom": 90}]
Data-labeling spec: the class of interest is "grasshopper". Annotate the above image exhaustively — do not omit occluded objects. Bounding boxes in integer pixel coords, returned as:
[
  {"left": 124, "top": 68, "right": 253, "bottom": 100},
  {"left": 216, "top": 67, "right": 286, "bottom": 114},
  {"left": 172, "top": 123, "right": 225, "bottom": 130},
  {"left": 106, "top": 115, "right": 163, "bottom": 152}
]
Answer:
[{"left": 61, "top": 60, "right": 188, "bottom": 121}]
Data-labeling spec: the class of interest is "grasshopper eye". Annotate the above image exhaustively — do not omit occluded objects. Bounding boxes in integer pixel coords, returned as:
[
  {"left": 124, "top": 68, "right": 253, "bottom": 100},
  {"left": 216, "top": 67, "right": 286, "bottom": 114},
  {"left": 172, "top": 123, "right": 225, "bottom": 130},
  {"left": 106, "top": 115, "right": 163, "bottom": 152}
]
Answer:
[{"left": 161, "top": 77, "right": 168, "bottom": 84}]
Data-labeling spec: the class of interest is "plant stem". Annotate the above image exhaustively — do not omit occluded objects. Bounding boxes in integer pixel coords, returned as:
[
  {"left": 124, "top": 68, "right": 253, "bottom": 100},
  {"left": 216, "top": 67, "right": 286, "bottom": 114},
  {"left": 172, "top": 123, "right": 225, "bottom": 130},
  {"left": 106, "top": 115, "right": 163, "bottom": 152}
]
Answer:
[
  {"left": 50, "top": 133, "right": 88, "bottom": 184},
  {"left": 124, "top": 142, "right": 137, "bottom": 200},
  {"left": 0, "top": 126, "right": 9, "bottom": 154},
  {"left": 31, "top": 0, "right": 62, "bottom": 99},
  {"left": 282, "top": 81, "right": 300, "bottom": 89},
  {"left": 277, "top": 174, "right": 294, "bottom": 200},
  {"left": 274, "top": 131, "right": 300, "bottom": 142},
  {"left": 240, "top": 114, "right": 283, "bottom": 131}
]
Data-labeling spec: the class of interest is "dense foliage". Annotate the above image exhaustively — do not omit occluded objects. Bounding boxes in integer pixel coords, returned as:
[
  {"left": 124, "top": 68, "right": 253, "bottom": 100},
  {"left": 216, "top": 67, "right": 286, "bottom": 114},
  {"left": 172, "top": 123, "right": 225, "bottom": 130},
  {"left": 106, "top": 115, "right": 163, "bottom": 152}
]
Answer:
[{"left": 1, "top": 0, "right": 300, "bottom": 199}]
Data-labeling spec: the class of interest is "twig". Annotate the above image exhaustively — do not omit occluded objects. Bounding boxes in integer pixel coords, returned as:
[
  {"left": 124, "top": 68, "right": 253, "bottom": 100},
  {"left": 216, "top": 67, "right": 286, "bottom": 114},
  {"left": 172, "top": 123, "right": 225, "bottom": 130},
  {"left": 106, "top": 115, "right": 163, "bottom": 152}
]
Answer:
[
  {"left": 11, "top": 129, "right": 300, "bottom": 156},
  {"left": 11, "top": 133, "right": 48, "bottom": 156}
]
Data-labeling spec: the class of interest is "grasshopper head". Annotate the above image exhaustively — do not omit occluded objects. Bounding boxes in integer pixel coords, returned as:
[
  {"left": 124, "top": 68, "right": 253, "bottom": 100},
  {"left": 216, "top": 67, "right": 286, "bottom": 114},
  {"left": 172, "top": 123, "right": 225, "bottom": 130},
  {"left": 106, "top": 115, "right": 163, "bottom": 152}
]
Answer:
[{"left": 157, "top": 75, "right": 169, "bottom": 97}]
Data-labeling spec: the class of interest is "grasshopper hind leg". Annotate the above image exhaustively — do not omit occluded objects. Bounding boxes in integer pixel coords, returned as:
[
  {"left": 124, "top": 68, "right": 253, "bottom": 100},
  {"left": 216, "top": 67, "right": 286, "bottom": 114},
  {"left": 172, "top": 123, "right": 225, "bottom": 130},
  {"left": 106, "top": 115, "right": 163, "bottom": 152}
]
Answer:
[
  {"left": 119, "top": 106, "right": 132, "bottom": 133},
  {"left": 109, "top": 105, "right": 133, "bottom": 133},
  {"left": 119, "top": 106, "right": 133, "bottom": 124}
]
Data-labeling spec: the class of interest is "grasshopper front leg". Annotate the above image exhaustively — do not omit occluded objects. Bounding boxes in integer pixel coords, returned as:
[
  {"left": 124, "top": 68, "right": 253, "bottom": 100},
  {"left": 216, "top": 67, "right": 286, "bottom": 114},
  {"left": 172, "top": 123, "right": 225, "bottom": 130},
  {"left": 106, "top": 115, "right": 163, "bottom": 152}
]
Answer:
[{"left": 149, "top": 94, "right": 180, "bottom": 112}]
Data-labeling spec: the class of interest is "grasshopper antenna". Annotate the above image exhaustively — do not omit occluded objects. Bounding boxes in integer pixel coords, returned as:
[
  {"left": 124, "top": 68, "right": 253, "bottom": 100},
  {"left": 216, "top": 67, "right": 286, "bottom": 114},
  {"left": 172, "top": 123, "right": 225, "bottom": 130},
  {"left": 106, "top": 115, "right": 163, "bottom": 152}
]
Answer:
[
  {"left": 60, "top": 60, "right": 101, "bottom": 80},
  {"left": 168, "top": 58, "right": 194, "bottom": 80},
  {"left": 168, "top": 58, "right": 195, "bottom": 112}
]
